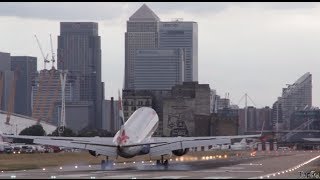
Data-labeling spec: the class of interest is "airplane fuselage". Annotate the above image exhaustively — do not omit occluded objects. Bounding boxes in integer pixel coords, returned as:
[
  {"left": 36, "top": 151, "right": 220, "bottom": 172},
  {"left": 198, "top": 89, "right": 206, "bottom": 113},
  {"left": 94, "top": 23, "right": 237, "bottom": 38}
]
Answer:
[{"left": 112, "top": 107, "right": 159, "bottom": 158}]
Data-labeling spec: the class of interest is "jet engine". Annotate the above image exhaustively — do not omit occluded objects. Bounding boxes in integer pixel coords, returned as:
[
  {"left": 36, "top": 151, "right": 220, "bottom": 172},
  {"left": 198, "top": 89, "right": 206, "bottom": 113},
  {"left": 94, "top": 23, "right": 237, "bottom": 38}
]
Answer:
[
  {"left": 138, "top": 145, "right": 150, "bottom": 155},
  {"left": 172, "top": 148, "right": 189, "bottom": 156}
]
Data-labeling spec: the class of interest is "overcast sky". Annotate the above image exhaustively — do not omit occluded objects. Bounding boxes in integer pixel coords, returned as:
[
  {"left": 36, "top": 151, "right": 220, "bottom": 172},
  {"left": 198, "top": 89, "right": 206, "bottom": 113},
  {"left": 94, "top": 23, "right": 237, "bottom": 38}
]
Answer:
[{"left": 0, "top": 2, "right": 320, "bottom": 108}]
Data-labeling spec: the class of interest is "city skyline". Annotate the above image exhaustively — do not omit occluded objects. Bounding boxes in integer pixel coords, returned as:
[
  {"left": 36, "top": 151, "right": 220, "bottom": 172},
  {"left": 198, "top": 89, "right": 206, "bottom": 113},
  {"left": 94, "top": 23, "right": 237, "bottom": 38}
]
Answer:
[{"left": 1, "top": 2, "right": 320, "bottom": 107}]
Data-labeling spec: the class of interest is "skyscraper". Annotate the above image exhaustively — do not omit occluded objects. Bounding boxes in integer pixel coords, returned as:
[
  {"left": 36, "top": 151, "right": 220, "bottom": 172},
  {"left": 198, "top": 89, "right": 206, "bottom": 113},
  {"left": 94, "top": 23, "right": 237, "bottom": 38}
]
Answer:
[
  {"left": 273, "top": 72, "right": 312, "bottom": 130},
  {"left": 57, "top": 22, "right": 103, "bottom": 129},
  {"left": 133, "top": 49, "right": 184, "bottom": 90},
  {"left": 0, "top": 52, "right": 14, "bottom": 112},
  {"left": 124, "top": 4, "right": 198, "bottom": 90},
  {"left": 125, "top": 4, "right": 160, "bottom": 90},
  {"left": 11, "top": 56, "right": 37, "bottom": 116},
  {"left": 159, "top": 21, "right": 198, "bottom": 82}
]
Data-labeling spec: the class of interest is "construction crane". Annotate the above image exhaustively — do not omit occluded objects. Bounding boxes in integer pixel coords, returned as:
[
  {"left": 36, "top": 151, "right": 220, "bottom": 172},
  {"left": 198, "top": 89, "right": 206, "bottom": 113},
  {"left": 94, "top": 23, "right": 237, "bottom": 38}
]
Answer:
[
  {"left": 50, "top": 34, "right": 56, "bottom": 69},
  {"left": 5, "top": 69, "right": 18, "bottom": 125},
  {"left": 34, "top": 35, "right": 50, "bottom": 69}
]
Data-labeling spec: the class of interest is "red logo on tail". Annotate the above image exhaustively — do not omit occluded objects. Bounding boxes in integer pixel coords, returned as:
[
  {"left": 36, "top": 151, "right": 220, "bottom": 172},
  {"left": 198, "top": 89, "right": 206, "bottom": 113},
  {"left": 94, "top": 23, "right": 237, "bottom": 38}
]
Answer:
[{"left": 117, "top": 129, "right": 129, "bottom": 145}]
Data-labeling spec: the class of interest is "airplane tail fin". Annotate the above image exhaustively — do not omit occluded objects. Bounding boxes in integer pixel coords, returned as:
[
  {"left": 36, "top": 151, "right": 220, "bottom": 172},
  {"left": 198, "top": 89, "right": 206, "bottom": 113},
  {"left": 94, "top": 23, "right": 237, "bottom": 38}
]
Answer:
[{"left": 118, "top": 89, "right": 125, "bottom": 126}]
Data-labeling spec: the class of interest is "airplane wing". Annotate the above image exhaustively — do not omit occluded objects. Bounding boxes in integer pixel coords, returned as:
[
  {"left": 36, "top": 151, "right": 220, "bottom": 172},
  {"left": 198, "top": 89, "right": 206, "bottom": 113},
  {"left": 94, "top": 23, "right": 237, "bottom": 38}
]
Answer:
[
  {"left": 149, "top": 134, "right": 261, "bottom": 156},
  {"left": 1, "top": 134, "right": 118, "bottom": 158},
  {"left": 303, "top": 138, "right": 320, "bottom": 142},
  {"left": 1, "top": 133, "right": 261, "bottom": 159}
]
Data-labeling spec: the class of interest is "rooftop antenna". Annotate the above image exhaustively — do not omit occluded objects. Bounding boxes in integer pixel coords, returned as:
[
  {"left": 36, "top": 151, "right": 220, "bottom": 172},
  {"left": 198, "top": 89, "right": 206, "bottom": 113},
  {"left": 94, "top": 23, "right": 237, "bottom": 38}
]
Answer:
[{"left": 172, "top": 18, "right": 183, "bottom": 21}]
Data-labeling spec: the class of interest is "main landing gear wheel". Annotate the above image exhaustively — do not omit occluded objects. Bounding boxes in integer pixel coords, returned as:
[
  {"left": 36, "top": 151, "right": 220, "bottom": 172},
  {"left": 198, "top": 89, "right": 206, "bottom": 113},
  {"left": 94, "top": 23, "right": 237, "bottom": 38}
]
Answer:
[
  {"left": 101, "top": 157, "right": 113, "bottom": 170},
  {"left": 156, "top": 155, "right": 169, "bottom": 169}
]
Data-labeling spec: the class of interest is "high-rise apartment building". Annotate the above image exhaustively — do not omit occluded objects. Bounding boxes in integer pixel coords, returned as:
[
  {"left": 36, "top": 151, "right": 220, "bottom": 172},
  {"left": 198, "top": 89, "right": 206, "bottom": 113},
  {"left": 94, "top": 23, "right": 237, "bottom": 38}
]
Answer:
[
  {"left": 57, "top": 22, "right": 103, "bottom": 129},
  {"left": 11, "top": 56, "right": 37, "bottom": 116}
]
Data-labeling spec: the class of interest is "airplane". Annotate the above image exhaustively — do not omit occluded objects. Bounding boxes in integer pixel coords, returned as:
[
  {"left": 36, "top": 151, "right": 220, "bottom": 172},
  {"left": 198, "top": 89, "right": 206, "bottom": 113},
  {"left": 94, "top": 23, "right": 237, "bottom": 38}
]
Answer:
[
  {"left": 230, "top": 138, "right": 255, "bottom": 151},
  {"left": 1, "top": 106, "right": 263, "bottom": 170}
]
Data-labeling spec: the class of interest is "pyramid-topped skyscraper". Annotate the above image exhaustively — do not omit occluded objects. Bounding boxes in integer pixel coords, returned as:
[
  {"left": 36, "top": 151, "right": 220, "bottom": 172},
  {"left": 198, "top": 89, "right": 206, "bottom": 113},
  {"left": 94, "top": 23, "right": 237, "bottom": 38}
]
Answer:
[
  {"left": 129, "top": 4, "right": 160, "bottom": 21},
  {"left": 124, "top": 4, "right": 160, "bottom": 90},
  {"left": 124, "top": 4, "right": 198, "bottom": 90}
]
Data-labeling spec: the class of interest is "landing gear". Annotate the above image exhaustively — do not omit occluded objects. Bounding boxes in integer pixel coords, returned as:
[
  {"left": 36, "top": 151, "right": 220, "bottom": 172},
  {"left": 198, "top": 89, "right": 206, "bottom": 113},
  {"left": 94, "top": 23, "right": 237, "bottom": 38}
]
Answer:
[
  {"left": 156, "top": 155, "right": 169, "bottom": 169},
  {"left": 101, "top": 156, "right": 113, "bottom": 170}
]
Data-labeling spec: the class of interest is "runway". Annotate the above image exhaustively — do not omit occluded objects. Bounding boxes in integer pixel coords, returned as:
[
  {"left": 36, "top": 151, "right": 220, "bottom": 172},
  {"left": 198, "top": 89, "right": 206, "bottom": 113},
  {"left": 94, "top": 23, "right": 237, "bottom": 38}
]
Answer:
[{"left": 1, "top": 150, "right": 320, "bottom": 179}]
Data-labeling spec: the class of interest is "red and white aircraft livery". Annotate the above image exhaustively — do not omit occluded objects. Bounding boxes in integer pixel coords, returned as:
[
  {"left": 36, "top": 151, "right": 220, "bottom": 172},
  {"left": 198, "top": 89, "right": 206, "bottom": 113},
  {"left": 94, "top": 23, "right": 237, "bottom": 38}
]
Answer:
[{"left": 1, "top": 107, "right": 262, "bottom": 169}]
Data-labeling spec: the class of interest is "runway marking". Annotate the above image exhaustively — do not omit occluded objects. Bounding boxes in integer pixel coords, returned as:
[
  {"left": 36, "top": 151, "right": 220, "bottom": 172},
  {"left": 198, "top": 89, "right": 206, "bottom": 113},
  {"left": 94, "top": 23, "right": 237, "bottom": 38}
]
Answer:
[
  {"left": 90, "top": 170, "right": 140, "bottom": 174},
  {"left": 203, "top": 176, "right": 233, "bottom": 179},
  {"left": 239, "top": 163, "right": 262, "bottom": 166},
  {"left": 58, "top": 174, "right": 91, "bottom": 178},
  {"left": 220, "top": 167, "right": 244, "bottom": 170},
  {"left": 103, "top": 174, "right": 147, "bottom": 178},
  {"left": 153, "top": 176, "right": 187, "bottom": 179},
  {"left": 194, "top": 170, "right": 263, "bottom": 173}
]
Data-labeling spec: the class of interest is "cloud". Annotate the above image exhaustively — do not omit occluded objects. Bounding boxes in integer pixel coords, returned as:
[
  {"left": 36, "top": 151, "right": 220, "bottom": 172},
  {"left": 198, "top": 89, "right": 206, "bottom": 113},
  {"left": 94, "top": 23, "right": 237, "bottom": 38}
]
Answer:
[
  {"left": 0, "top": 2, "right": 319, "bottom": 21},
  {"left": 1, "top": 2, "right": 320, "bottom": 106},
  {"left": 0, "top": 2, "right": 129, "bottom": 21}
]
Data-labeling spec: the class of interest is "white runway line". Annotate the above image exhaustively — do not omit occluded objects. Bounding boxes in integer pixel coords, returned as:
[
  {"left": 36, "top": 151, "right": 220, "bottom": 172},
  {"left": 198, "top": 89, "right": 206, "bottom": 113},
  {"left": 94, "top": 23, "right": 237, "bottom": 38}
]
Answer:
[
  {"left": 153, "top": 176, "right": 187, "bottom": 179},
  {"left": 103, "top": 174, "right": 147, "bottom": 178},
  {"left": 58, "top": 174, "right": 91, "bottom": 178},
  {"left": 239, "top": 163, "right": 263, "bottom": 166},
  {"left": 219, "top": 167, "right": 244, "bottom": 170},
  {"left": 203, "top": 176, "right": 233, "bottom": 179},
  {"left": 194, "top": 170, "right": 263, "bottom": 173}
]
